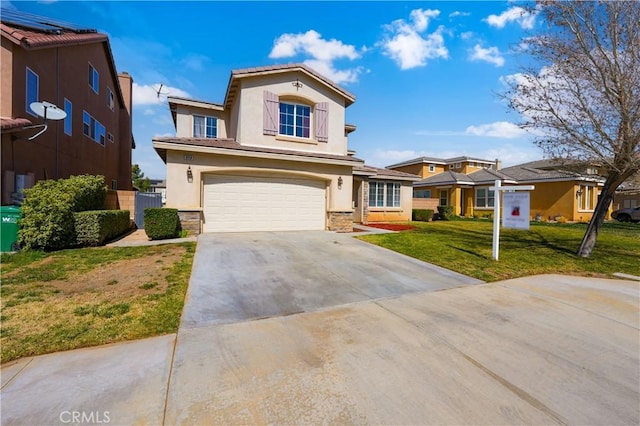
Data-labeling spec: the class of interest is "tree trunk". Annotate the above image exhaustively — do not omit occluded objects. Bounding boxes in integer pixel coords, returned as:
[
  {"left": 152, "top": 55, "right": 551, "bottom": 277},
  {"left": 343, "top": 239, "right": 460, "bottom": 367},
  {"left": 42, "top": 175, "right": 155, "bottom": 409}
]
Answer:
[
  {"left": 576, "top": 170, "right": 631, "bottom": 257},
  {"left": 576, "top": 187, "right": 613, "bottom": 258}
]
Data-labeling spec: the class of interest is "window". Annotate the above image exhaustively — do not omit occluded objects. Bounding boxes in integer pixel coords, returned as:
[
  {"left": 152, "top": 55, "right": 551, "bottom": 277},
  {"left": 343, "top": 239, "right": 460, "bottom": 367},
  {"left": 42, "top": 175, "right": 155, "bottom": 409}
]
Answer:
[
  {"left": 26, "top": 68, "right": 39, "bottom": 116},
  {"left": 193, "top": 115, "right": 217, "bottom": 138},
  {"left": 369, "top": 181, "right": 401, "bottom": 208},
  {"left": 578, "top": 185, "right": 594, "bottom": 210},
  {"left": 108, "top": 132, "right": 114, "bottom": 143},
  {"left": 111, "top": 180, "right": 117, "bottom": 190},
  {"left": 428, "top": 164, "right": 435, "bottom": 173},
  {"left": 469, "top": 162, "right": 475, "bottom": 168},
  {"left": 414, "top": 189, "right": 431, "bottom": 198},
  {"left": 475, "top": 187, "right": 495, "bottom": 208},
  {"left": 107, "top": 87, "right": 114, "bottom": 110},
  {"left": 455, "top": 162, "right": 462, "bottom": 169},
  {"left": 439, "top": 189, "right": 448, "bottom": 206},
  {"left": 82, "top": 110, "right": 105, "bottom": 146},
  {"left": 279, "top": 102, "right": 310, "bottom": 138},
  {"left": 386, "top": 182, "right": 401, "bottom": 207},
  {"left": 88, "top": 63, "right": 99, "bottom": 93},
  {"left": 63, "top": 98, "right": 72, "bottom": 136}
]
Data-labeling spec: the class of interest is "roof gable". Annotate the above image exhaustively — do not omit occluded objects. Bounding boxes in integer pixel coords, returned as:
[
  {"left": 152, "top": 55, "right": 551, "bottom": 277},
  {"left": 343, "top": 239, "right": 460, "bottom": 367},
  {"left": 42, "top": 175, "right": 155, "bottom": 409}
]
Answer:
[{"left": 223, "top": 63, "right": 355, "bottom": 109}]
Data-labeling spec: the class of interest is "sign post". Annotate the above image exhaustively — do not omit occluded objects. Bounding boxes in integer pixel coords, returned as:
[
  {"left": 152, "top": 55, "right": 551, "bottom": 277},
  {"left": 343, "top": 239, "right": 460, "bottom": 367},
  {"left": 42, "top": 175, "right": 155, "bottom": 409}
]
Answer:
[{"left": 490, "top": 180, "right": 535, "bottom": 261}]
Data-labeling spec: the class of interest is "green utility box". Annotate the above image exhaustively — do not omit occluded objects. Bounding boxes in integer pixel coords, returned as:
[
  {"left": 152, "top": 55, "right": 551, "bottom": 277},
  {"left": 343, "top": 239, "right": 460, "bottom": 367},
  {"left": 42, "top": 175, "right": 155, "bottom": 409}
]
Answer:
[{"left": 0, "top": 206, "right": 21, "bottom": 252}]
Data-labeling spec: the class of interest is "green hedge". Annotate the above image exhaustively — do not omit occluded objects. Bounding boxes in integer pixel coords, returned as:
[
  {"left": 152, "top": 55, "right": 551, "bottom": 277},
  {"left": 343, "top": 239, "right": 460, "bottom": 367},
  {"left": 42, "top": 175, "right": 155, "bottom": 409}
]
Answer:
[
  {"left": 437, "top": 205, "right": 454, "bottom": 221},
  {"left": 19, "top": 175, "right": 107, "bottom": 251},
  {"left": 75, "top": 210, "right": 131, "bottom": 246},
  {"left": 144, "top": 208, "right": 180, "bottom": 240},
  {"left": 412, "top": 209, "right": 434, "bottom": 222}
]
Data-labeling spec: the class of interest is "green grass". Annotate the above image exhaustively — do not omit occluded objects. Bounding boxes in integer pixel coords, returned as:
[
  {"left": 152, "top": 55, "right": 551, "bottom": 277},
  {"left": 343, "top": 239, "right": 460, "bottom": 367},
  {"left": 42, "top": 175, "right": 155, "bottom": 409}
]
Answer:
[
  {"left": 359, "top": 220, "right": 640, "bottom": 282},
  {"left": 1, "top": 243, "right": 195, "bottom": 363}
]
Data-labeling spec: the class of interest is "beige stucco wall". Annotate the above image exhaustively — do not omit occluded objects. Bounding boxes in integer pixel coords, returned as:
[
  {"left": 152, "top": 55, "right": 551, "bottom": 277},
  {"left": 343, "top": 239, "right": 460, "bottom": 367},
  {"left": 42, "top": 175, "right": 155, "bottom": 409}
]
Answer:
[
  {"left": 234, "top": 73, "right": 347, "bottom": 155},
  {"left": 164, "top": 149, "right": 353, "bottom": 213}
]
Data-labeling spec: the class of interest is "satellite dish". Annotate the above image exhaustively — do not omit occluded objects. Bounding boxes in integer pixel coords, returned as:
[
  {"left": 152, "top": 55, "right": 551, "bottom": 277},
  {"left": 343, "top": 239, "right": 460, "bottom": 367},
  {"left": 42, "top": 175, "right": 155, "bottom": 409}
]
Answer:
[{"left": 29, "top": 101, "right": 67, "bottom": 121}]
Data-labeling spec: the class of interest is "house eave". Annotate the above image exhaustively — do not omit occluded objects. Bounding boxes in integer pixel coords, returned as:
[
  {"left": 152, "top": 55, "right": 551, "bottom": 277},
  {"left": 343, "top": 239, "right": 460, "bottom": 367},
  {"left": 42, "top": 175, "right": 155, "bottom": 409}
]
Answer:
[{"left": 152, "top": 140, "right": 363, "bottom": 167}]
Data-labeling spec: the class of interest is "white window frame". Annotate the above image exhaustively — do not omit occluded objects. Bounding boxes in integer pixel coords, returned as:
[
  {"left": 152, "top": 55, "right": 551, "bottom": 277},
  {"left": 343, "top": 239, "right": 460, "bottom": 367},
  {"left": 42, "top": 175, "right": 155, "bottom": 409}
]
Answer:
[
  {"left": 26, "top": 67, "right": 39, "bottom": 117},
  {"left": 279, "top": 102, "right": 311, "bottom": 139},
  {"left": 193, "top": 115, "right": 217, "bottom": 138},
  {"left": 439, "top": 189, "right": 448, "bottom": 206},
  {"left": 89, "top": 63, "right": 99, "bottom": 94},
  {"left": 578, "top": 185, "right": 595, "bottom": 211},
  {"left": 428, "top": 164, "right": 435, "bottom": 173},
  {"left": 63, "top": 98, "right": 72, "bottom": 136},
  {"left": 475, "top": 187, "right": 495, "bottom": 209},
  {"left": 369, "top": 181, "right": 401, "bottom": 208}
]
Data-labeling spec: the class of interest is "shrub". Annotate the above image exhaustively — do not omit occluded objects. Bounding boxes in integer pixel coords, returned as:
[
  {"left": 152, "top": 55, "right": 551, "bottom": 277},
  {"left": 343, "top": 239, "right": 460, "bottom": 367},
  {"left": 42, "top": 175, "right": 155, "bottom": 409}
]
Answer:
[
  {"left": 437, "top": 206, "right": 454, "bottom": 221},
  {"left": 19, "top": 175, "right": 107, "bottom": 251},
  {"left": 75, "top": 210, "right": 131, "bottom": 246},
  {"left": 412, "top": 209, "right": 434, "bottom": 222},
  {"left": 144, "top": 208, "right": 180, "bottom": 240}
]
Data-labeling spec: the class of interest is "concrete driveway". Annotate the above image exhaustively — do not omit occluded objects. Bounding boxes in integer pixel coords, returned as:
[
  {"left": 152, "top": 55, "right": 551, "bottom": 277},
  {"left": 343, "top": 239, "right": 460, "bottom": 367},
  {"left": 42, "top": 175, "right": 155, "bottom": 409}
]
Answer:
[
  {"left": 1, "top": 231, "right": 638, "bottom": 425},
  {"left": 180, "top": 231, "right": 483, "bottom": 329}
]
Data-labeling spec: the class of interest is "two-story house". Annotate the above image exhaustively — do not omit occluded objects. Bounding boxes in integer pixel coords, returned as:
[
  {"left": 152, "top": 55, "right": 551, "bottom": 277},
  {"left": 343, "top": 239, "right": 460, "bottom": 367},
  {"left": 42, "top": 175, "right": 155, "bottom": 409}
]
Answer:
[
  {"left": 388, "top": 156, "right": 607, "bottom": 222},
  {"left": 1, "top": 9, "right": 134, "bottom": 205},
  {"left": 153, "top": 64, "right": 418, "bottom": 233}
]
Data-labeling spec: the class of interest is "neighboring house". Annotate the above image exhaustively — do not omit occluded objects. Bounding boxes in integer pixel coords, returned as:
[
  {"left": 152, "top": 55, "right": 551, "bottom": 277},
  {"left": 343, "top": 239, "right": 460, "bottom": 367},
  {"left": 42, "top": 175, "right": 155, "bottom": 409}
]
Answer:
[
  {"left": 0, "top": 9, "right": 134, "bottom": 205},
  {"left": 499, "top": 160, "right": 607, "bottom": 222},
  {"left": 388, "top": 156, "right": 510, "bottom": 217},
  {"left": 148, "top": 178, "right": 167, "bottom": 204},
  {"left": 388, "top": 156, "right": 608, "bottom": 222},
  {"left": 153, "top": 64, "right": 418, "bottom": 233}
]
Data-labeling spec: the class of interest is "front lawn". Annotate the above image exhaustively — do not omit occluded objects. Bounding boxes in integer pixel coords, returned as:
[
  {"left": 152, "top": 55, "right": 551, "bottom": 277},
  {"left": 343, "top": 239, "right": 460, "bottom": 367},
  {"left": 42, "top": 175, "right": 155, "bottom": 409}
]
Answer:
[
  {"left": 0, "top": 243, "right": 195, "bottom": 363},
  {"left": 359, "top": 220, "right": 640, "bottom": 282}
]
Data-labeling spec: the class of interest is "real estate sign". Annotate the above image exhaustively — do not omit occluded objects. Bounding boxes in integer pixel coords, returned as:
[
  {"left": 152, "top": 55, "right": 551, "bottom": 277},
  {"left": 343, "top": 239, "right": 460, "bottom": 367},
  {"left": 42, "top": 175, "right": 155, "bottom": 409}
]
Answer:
[{"left": 503, "top": 192, "right": 530, "bottom": 230}]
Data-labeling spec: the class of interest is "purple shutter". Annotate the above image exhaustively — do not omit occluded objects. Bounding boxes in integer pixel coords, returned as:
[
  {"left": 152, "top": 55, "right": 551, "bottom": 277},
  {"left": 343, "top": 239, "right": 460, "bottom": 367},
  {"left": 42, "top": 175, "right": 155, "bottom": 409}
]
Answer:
[
  {"left": 263, "top": 91, "right": 279, "bottom": 135},
  {"left": 315, "top": 102, "right": 329, "bottom": 142}
]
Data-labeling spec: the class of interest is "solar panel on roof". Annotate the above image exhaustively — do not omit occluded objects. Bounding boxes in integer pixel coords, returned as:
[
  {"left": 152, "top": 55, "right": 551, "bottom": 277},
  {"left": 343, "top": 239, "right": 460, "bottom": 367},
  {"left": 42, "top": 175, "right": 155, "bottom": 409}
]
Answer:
[{"left": 0, "top": 8, "right": 96, "bottom": 34}]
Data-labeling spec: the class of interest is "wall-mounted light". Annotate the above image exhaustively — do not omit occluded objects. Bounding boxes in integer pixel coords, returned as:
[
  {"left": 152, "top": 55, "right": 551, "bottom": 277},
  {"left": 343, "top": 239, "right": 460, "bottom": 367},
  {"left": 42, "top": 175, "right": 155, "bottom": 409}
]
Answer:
[
  {"left": 187, "top": 166, "right": 193, "bottom": 183},
  {"left": 338, "top": 176, "right": 343, "bottom": 189},
  {"left": 576, "top": 189, "right": 583, "bottom": 198}
]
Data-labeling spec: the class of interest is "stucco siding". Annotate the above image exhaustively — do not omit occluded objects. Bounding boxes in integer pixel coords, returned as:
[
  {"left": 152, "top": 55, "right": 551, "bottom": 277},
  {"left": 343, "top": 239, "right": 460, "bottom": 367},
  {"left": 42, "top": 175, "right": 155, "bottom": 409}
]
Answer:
[
  {"left": 236, "top": 74, "right": 347, "bottom": 155},
  {"left": 164, "top": 150, "right": 353, "bottom": 214},
  {"left": 175, "top": 105, "right": 229, "bottom": 139}
]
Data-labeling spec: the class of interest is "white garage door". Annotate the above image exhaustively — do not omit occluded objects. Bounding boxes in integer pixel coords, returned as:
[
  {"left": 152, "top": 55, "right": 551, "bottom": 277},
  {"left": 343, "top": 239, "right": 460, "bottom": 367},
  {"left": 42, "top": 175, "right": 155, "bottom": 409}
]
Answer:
[{"left": 203, "top": 174, "right": 326, "bottom": 232}]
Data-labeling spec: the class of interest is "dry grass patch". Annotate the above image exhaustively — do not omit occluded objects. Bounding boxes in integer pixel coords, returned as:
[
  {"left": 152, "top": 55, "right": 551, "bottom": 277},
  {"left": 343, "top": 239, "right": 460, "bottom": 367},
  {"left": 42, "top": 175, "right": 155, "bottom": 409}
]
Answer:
[{"left": 1, "top": 243, "right": 195, "bottom": 363}]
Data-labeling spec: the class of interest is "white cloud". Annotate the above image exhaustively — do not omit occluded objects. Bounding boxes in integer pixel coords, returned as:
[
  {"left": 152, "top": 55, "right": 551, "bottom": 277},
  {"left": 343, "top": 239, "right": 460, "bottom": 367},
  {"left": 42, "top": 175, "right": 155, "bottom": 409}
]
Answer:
[
  {"left": 485, "top": 6, "right": 537, "bottom": 30},
  {"left": 449, "top": 11, "right": 470, "bottom": 19},
  {"left": 460, "top": 31, "right": 474, "bottom": 40},
  {"left": 465, "top": 121, "right": 527, "bottom": 138},
  {"left": 469, "top": 44, "right": 505, "bottom": 67},
  {"left": 269, "top": 30, "right": 363, "bottom": 84},
  {"left": 380, "top": 9, "right": 449, "bottom": 70},
  {"left": 132, "top": 83, "right": 191, "bottom": 106}
]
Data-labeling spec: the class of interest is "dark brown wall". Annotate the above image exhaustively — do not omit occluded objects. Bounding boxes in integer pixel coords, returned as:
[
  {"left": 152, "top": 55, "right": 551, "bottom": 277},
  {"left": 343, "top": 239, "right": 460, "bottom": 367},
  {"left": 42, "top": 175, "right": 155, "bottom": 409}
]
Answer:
[{"left": 2, "top": 39, "right": 132, "bottom": 204}]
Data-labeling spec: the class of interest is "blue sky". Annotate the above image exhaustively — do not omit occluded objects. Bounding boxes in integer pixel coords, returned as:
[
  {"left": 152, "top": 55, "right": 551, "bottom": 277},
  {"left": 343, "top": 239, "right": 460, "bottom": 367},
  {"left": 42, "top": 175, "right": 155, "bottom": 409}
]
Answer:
[{"left": 5, "top": 1, "right": 544, "bottom": 179}]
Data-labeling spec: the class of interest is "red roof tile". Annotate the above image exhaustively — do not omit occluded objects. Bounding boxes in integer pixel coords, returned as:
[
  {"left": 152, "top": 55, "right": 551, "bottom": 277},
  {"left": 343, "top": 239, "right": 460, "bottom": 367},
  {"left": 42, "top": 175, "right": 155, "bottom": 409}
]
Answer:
[
  {"left": 1, "top": 23, "right": 107, "bottom": 49},
  {"left": 0, "top": 117, "right": 32, "bottom": 131}
]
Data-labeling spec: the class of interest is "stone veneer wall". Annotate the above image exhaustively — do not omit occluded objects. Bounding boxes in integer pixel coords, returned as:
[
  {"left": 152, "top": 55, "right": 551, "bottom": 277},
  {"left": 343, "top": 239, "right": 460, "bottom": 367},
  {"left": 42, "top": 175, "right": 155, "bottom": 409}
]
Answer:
[
  {"left": 178, "top": 210, "right": 202, "bottom": 235},
  {"left": 328, "top": 211, "right": 353, "bottom": 233},
  {"left": 362, "top": 181, "right": 369, "bottom": 225}
]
